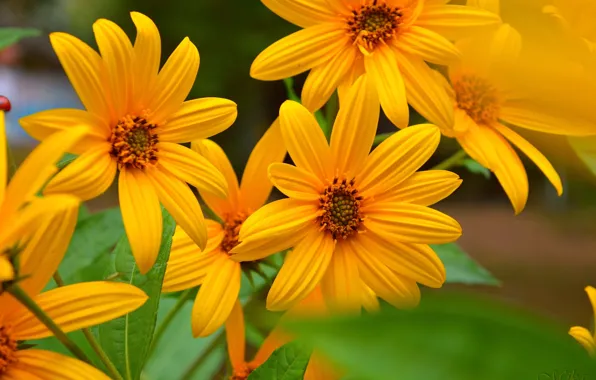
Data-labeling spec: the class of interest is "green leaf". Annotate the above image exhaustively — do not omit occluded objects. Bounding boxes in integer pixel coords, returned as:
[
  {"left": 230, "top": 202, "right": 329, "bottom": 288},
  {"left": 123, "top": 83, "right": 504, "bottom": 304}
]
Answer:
[
  {"left": 0, "top": 27, "right": 40, "bottom": 50},
  {"left": 56, "top": 153, "right": 79, "bottom": 170},
  {"left": 286, "top": 292, "right": 596, "bottom": 380},
  {"left": 569, "top": 135, "right": 596, "bottom": 177},
  {"left": 248, "top": 341, "right": 312, "bottom": 380},
  {"left": 98, "top": 207, "right": 175, "bottom": 380},
  {"left": 282, "top": 77, "right": 329, "bottom": 136},
  {"left": 462, "top": 158, "right": 491, "bottom": 179},
  {"left": 433, "top": 243, "right": 499, "bottom": 286}
]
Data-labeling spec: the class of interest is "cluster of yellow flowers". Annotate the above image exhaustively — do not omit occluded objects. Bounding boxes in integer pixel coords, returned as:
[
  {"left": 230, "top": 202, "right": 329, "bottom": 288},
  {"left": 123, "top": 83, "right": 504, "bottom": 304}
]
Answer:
[{"left": 1, "top": 0, "right": 596, "bottom": 378}]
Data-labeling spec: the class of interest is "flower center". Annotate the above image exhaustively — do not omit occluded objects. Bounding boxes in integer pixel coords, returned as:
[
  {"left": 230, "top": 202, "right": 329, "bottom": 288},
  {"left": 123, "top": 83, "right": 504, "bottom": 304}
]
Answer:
[
  {"left": 109, "top": 114, "right": 159, "bottom": 169},
  {"left": 453, "top": 75, "right": 501, "bottom": 125},
  {"left": 221, "top": 213, "right": 247, "bottom": 254},
  {"left": 347, "top": 1, "right": 402, "bottom": 51},
  {"left": 0, "top": 325, "right": 17, "bottom": 374},
  {"left": 318, "top": 177, "right": 364, "bottom": 240},
  {"left": 230, "top": 363, "right": 252, "bottom": 380}
]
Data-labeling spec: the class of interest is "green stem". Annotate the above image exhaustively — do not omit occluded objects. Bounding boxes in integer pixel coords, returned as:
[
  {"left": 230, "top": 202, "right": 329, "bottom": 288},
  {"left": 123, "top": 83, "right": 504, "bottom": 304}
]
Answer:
[
  {"left": 53, "top": 273, "right": 124, "bottom": 380},
  {"left": 373, "top": 132, "right": 394, "bottom": 146},
  {"left": 432, "top": 149, "right": 468, "bottom": 171},
  {"left": 148, "top": 288, "right": 194, "bottom": 359},
  {"left": 181, "top": 333, "right": 225, "bottom": 380},
  {"left": 7, "top": 284, "right": 91, "bottom": 363}
]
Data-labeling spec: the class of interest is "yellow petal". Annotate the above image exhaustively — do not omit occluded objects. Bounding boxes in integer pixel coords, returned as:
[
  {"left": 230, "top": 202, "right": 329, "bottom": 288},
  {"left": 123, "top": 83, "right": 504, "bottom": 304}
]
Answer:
[
  {"left": 49, "top": 32, "right": 112, "bottom": 121},
  {"left": 330, "top": 74, "right": 379, "bottom": 178},
  {"left": 2, "top": 126, "right": 88, "bottom": 219},
  {"left": 161, "top": 98, "right": 237, "bottom": 143},
  {"left": 44, "top": 143, "right": 116, "bottom": 201},
  {"left": 304, "top": 353, "right": 340, "bottom": 380},
  {"left": 225, "top": 300, "right": 246, "bottom": 371},
  {"left": 231, "top": 199, "right": 318, "bottom": 262},
  {"left": 357, "top": 231, "right": 446, "bottom": 288},
  {"left": 493, "top": 123, "right": 562, "bottom": 196},
  {"left": 157, "top": 141, "right": 228, "bottom": 199},
  {"left": 192, "top": 255, "right": 241, "bottom": 337},
  {"left": 192, "top": 139, "right": 240, "bottom": 219},
  {"left": 392, "top": 49, "right": 454, "bottom": 130},
  {"left": 118, "top": 168, "right": 163, "bottom": 274},
  {"left": 360, "top": 281, "right": 380, "bottom": 313},
  {"left": 239, "top": 118, "right": 287, "bottom": 212},
  {"left": 349, "top": 237, "right": 420, "bottom": 309},
  {"left": 397, "top": 25, "right": 461, "bottom": 65},
  {"left": 364, "top": 44, "right": 409, "bottom": 129},
  {"left": 466, "top": 0, "right": 499, "bottom": 14},
  {"left": 10, "top": 282, "right": 147, "bottom": 340},
  {"left": 337, "top": 57, "right": 365, "bottom": 105},
  {"left": 320, "top": 242, "right": 361, "bottom": 313},
  {"left": 375, "top": 170, "right": 462, "bottom": 206},
  {"left": 0, "top": 111, "right": 5, "bottom": 203},
  {"left": 586, "top": 286, "right": 596, "bottom": 329},
  {"left": 146, "top": 166, "right": 208, "bottom": 250},
  {"left": 250, "top": 23, "right": 348, "bottom": 80},
  {"left": 301, "top": 45, "right": 357, "bottom": 112},
  {"left": 10, "top": 349, "right": 110, "bottom": 380},
  {"left": 268, "top": 163, "right": 322, "bottom": 201},
  {"left": 358, "top": 124, "right": 441, "bottom": 197},
  {"left": 267, "top": 228, "right": 334, "bottom": 311},
  {"left": 149, "top": 37, "right": 200, "bottom": 124},
  {"left": 416, "top": 5, "right": 501, "bottom": 41},
  {"left": 131, "top": 12, "right": 161, "bottom": 109},
  {"left": 279, "top": 100, "right": 332, "bottom": 181},
  {"left": 19, "top": 108, "right": 110, "bottom": 152},
  {"left": 261, "top": 0, "right": 338, "bottom": 28},
  {"left": 0, "top": 255, "right": 14, "bottom": 282},
  {"left": 93, "top": 18, "right": 133, "bottom": 119},
  {"left": 363, "top": 201, "right": 462, "bottom": 244},
  {"left": 569, "top": 326, "right": 596, "bottom": 357}
]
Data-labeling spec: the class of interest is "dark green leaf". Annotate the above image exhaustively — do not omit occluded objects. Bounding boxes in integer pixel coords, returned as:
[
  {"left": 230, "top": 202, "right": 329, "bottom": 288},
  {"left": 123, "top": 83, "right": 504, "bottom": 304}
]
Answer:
[
  {"left": 286, "top": 292, "right": 596, "bottom": 380},
  {"left": 462, "top": 158, "right": 491, "bottom": 179},
  {"left": 248, "top": 341, "right": 312, "bottom": 380},
  {"left": 98, "top": 208, "right": 175, "bottom": 380},
  {"left": 0, "top": 28, "right": 40, "bottom": 50},
  {"left": 569, "top": 136, "right": 596, "bottom": 177},
  {"left": 433, "top": 243, "right": 499, "bottom": 286}
]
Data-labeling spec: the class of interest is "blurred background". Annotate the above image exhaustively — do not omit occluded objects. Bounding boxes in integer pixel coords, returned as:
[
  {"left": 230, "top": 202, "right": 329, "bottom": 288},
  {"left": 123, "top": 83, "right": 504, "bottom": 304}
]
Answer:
[{"left": 1, "top": 0, "right": 596, "bottom": 376}]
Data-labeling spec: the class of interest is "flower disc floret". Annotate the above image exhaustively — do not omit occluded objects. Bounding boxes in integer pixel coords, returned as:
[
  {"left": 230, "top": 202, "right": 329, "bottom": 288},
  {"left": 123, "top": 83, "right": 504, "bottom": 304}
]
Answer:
[
  {"left": 454, "top": 74, "right": 501, "bottom": 125},
  {"left": 0, "top": 325, "right": 17, "bottom": 374},
  {"left": 109, "top": 114, "right": 159, "bottom": 169},
  {"left": 347, "top": 1, "right": 403, "bottom": 51},
  {"left": 317, "top": 177, "right": 364, "bottom": 240}
]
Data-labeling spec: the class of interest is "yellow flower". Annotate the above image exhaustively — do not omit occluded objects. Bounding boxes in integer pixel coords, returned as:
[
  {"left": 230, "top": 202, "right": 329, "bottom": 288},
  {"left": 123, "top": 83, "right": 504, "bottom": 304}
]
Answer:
[
  {"left": 231, "top": 75, "right": 462, "bottom": 312},
  {"left": 569, "top": 286, "right": 596, "bottom": 357},
  {"left": 544, "top": 0, "right": 596, "bottom": 53},
  {"left": 437, "top": 27, "right": 596, "bottom": 214},
  {"left": 162, "top": 121, "right": 286, "bottom": 337},
  {"left": 19, "top": 12, "right": 237, "bottom": 274},
  {"left": 250, "top": 0, "right": 500, "bottom": 130}
]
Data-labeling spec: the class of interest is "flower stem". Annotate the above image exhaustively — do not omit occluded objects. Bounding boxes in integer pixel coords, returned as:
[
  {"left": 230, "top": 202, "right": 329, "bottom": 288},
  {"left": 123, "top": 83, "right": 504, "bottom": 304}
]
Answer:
[
  {"left": 432, "top": 149, "right": 468, "bottom": 171},
  {"left": 6, "top": 283, "right": 91, "bottom": 363},
  {"left": 149, "top": 288, "right": 194, "bottom": 359},
  {"left": 53, "top": 272, "right": 124, "bottom": 380}
]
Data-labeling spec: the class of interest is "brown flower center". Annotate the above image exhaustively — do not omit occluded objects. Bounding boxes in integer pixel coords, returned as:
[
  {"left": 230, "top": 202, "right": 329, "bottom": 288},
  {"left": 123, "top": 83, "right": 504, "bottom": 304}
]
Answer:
[
  {"left": 109, "top": 114, "right": 159, "bottom": 169},
  {"left": 347, "top": 1, "right": 402, "bottom": 51},
  {"left": 0, "top": 325, "right": 17, "bottom": 374},
  {"left": 318, "top": 177, "right": 364, "bottom": 240},
  {"left": 221, "top": 213, "right": 247, "bottom": 254},
  {"left": 453, "top": 75, "right": 501, "bottom": 125}
]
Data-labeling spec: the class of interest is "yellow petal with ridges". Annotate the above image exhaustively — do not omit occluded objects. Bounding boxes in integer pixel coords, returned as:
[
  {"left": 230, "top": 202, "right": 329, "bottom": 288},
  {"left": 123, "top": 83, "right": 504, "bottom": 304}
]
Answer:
[
  {"left": 161, "top": 98, "right": 237, "bottom": 143},
  {"left": 416, "top": 5, "right": 501, "bottom": 41},
  {"left": 364, "top": 44, "right": 409, "bottom": 129},
  {"left": 330, "top": 74, "right": 379, "bottom": 178},
  {"left": 240, "top": 119, "right": 287, "bottom": 212},
  {"left": 397, "top": 25, "right": 461, "bottom": 65},
  {"left": 250, "top": 23, "right": 348, "bottom": 81},
  {"left": 267, "top": 228, "right": 334, "bottom": 311},
  {"left": 569, "top": 326, "right": 596, "bottom": 357},
  {"left": 131, "top": 12, "right": 161, "bottom": 108},
  {"left": 361, "top": 281, "right": 380, "bottom": 313},
  {"left": 157, "top": 141, "right": 228, "bottom": 199},
  {"left": 10, "top": 281, "right": 147, "bottom": 340},
  {"left": 261, "top": 0, "right": 338, "bottom": 28},
  {"left": 586, "top": 286, "right": 596, "bottom": 327},
  {"left": 225, "top": 300, "right": 246, "bottom": 371},
  {"left": 466, "top": 0, "right": 499, "bottom": 14},
  {"left": 191, "top": 255, "right": 241, "bottom": 337},
  {"left": 268, "top": 163, "right": 322, "bottom": 201},
  {"left": 10, "top": 350, "right": 110, "bottom": 380},
  {"left": 375, "top": 170, "right": 461, "bottom": 206},
  {"left": 320, "top": 242, "right": 361, "bottom": 313}
]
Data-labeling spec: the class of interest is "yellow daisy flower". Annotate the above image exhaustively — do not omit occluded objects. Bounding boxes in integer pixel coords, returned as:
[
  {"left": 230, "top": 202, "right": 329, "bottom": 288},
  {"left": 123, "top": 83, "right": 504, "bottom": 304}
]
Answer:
[
  {"left": 250, "top": 0, "right": 501, "bottom": 130},
  {"left": 231, "top": 75, "right": 462, "bottom": 312},
  {"left": 569, "top": 286, "right": 596, "bottom": 357},
  {"left": 437, "top": 27, "right": 596, "bottom": 214},
  {"left": 544, "top": 0, "right": 596, "bottom": 53},
  {"left": 162, "top": 121, "right": 286, "bottom": 337},
  {"left": 19, "top": 12, "right": 237, "bottom": 274}
]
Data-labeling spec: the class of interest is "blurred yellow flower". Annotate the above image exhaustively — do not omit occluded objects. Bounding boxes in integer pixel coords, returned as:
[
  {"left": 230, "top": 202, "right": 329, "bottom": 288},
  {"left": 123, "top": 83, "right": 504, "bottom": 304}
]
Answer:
[
  {"left": 20, "top": 12, "right": 237, "bottom": 274},
  {"left": 251, "top": 0, "right": 501, "bottom": 130},
  {"left": 569, "top": 286, "right": 596, "bottom": 357},
  {"left": 544, "top": 0, "right": 596, "bottom": 54},
  {"left": 437, "top": 28, "right": 596, "bottom": 214},
  {"left": 232, "top": 75, "right": 462, "bottom": 312},
  {"left": 162, "top": 121, "right": 286, "bottom": 337}
]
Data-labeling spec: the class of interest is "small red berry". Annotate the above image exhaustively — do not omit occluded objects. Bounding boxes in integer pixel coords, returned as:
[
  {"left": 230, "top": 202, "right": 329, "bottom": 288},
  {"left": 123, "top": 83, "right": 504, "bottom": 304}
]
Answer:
[{"left": 0, "top": 96, "right": 11, "bottom": 112}]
